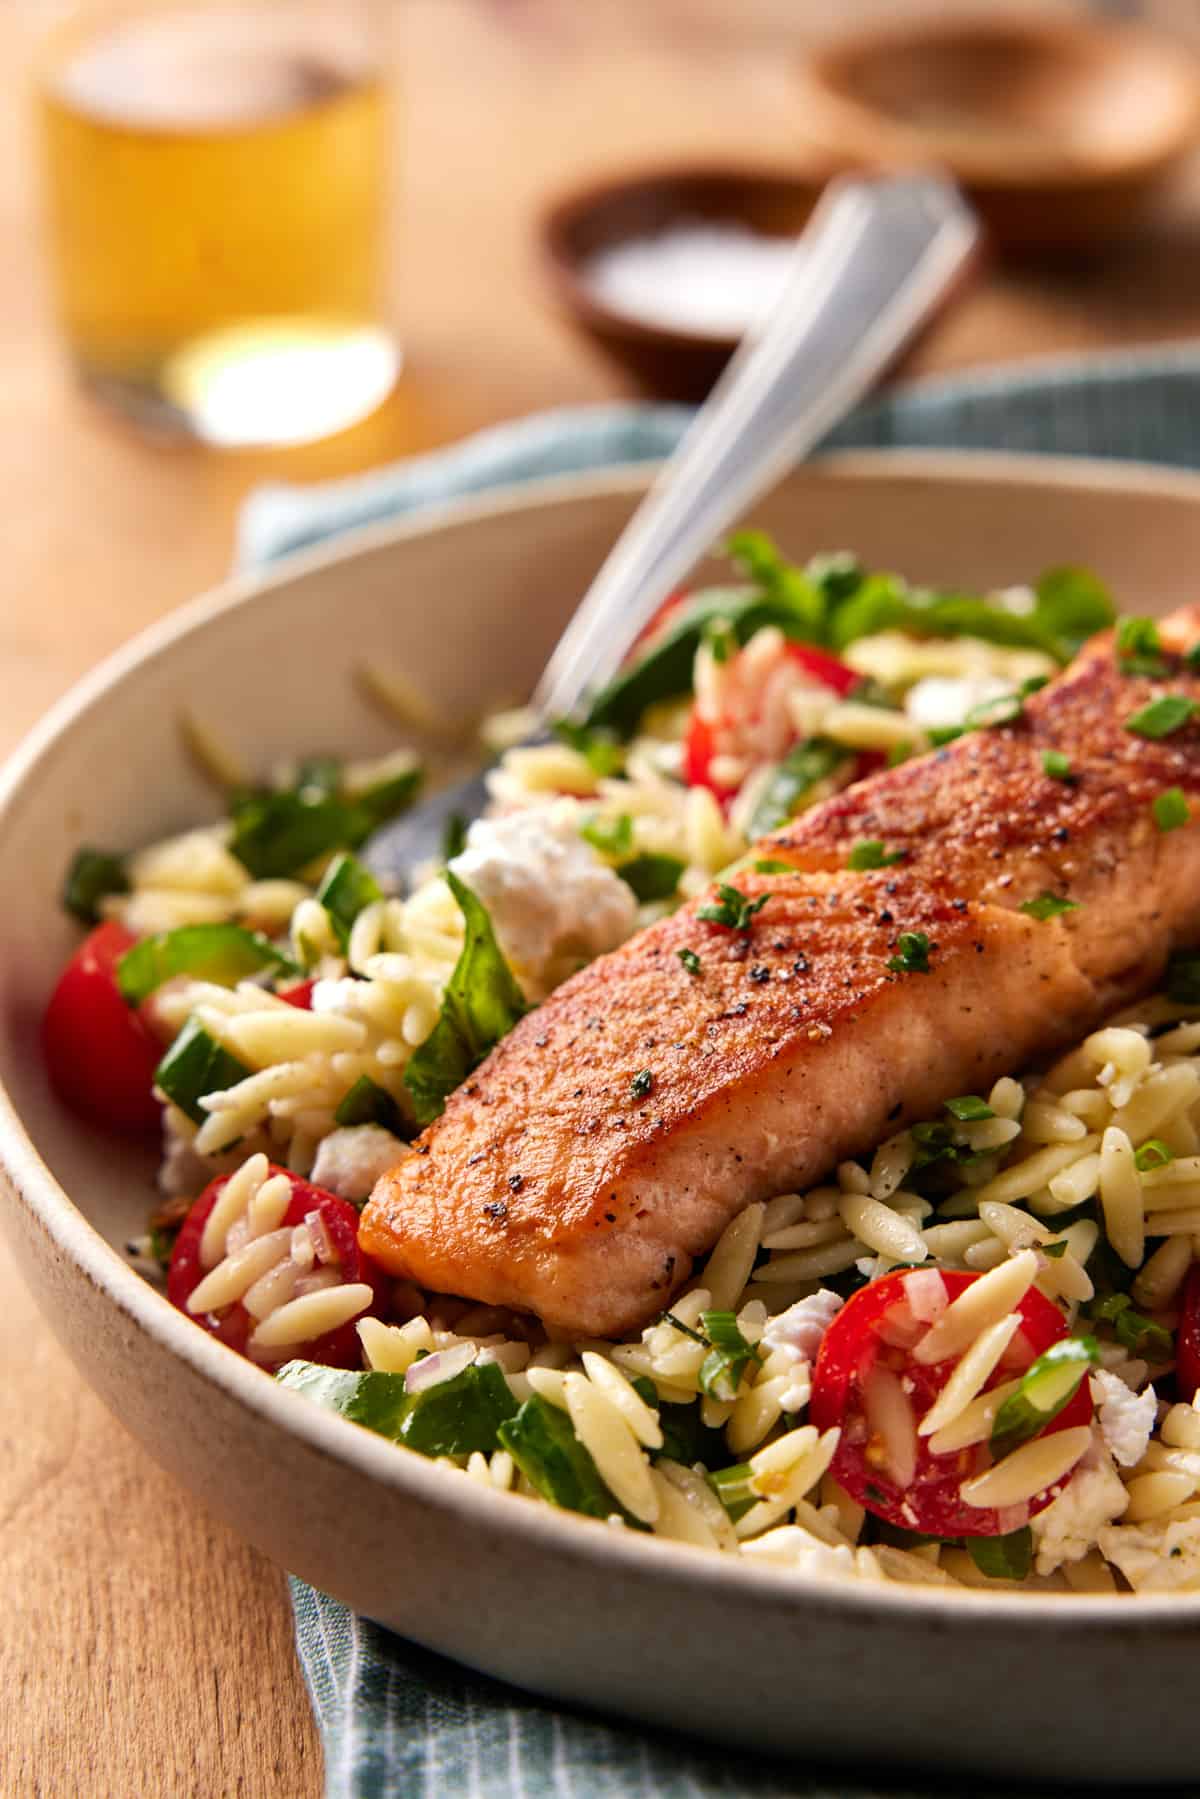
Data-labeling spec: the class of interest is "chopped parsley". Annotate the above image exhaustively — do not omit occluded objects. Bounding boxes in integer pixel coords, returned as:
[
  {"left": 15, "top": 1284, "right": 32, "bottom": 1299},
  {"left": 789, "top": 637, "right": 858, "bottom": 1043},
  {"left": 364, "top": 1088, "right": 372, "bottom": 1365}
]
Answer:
[
  {"left": 887, "top": 931, "right": 931, "bottom": 975},
  {"left": 677, "top": 947, "right": 702, "bottom": 976},
  {"left": 552, "top": 719, "right": 624, "bottom": 776},
  {"left": 1125, "top": 695, "right": 1198, "bottom": 740},
  {"left": 631, "top": 1069, "right": 654, "bottom": 1099},
  {"left": 848, "top": 839, "right": 906, "bottom": 871},
  {"left": 698, "top": 883, "right": 769, "bottom": 931},
  {"left": 1041, "top": 749, "right": 1074, "bottom": 783},
  {"left": 1134, "top": 1138, "right": 1174, "bottom": 1173},
  {"left": 753, "top": 858, "right": 793, "bottom": 874},
  {"left": 944, "top": 1094, "right": 994, "bottom": 1122},
  {"left": 1115, "top": 616, "right": 1167, "bottom": 678},
  {"left": 1019, "top": 892, "right": 1079, "bottom": 921},
  {"left": 1153, "top": 787, "right": 1191, "bottom": 833}
]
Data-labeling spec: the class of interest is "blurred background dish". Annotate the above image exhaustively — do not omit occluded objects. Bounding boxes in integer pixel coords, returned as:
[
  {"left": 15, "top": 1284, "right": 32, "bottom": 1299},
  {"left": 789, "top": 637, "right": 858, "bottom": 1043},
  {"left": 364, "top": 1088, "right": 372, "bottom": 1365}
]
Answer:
[{"left": 794, "top": 13, "right": 1200, "bottom": 252}]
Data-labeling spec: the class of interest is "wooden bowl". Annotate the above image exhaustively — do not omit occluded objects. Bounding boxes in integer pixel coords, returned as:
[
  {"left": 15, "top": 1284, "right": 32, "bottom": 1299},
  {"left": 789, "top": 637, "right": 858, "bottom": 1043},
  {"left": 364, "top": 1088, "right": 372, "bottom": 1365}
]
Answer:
[
  {"left": 795, "top": 16, "right": 1200, "bottom": 252},
  {"left": 540, "top": 165, "right": 844, "bottom": 402}
]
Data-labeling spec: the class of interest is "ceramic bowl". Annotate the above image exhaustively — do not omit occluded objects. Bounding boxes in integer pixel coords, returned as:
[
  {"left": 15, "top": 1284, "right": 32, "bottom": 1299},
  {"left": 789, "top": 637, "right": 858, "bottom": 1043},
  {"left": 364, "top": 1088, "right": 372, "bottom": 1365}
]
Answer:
[
  {"left": 3, "top": 452, "right": 1200, "bottom": 1783},
  {"left": 795, "top": 16, "right": 1200, "bottom": 252}
]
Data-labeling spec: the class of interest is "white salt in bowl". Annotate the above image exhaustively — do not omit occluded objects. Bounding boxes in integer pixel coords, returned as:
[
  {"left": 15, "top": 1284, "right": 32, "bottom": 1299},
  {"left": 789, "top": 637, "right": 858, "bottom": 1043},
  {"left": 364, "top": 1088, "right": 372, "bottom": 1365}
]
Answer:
[{"left": 3, "top": 452, "right": 1200, "bottom": 1783}]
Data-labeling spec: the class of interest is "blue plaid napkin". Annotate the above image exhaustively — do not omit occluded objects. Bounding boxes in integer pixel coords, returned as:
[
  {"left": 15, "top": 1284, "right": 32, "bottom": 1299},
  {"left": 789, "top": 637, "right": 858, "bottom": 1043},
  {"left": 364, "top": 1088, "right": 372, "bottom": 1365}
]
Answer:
[{"left": 245, "top": 345, "right": 1200, "bottom": 1797}]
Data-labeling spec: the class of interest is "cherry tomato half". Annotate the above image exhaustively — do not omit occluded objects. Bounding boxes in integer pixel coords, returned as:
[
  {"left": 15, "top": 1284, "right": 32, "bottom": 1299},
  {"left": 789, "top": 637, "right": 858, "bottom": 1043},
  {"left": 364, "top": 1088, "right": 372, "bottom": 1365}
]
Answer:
[
  {"left": 168, "top": 1167, "right": 389, "bottom": 1369},
  {"left": 42, "top": 921, "right": 163, "bottom": 1134},
  {"left": 277, "top": 979, "right": 316, "bottom": 1009},
  {"left": 683, "top": 641, "right": 861, "bottom": 802},
  {"left": 810, "top": 1267, "right": 1093, "bottom": 1538},
  {"left": 782, "top": 640, "right": 860, "bottom": 697},
  {"left": 1177, "top": 1265, "right": 1200, "bottom": 1403}
]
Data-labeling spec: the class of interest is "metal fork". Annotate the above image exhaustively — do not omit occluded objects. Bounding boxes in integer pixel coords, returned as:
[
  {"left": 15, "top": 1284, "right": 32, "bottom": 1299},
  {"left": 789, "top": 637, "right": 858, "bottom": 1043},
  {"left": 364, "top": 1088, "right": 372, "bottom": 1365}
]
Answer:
[{"left": 367, "top": 172, "right": 979, "bottom": 882}]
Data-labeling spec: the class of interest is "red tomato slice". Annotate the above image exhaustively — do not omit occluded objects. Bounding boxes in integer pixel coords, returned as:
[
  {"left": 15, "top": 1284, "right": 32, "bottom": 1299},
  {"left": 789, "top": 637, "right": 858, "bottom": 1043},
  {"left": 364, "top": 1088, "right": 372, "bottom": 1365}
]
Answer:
[
  {"left": 683, "top": 709, "right": 737, "bottom": 801},
  {"left": 1177, "top": 1265, "right": 1200, "bottom": 1403},
  {"left": 783, "top": 640, "right": 860, "bottom": 697},
  {"left": 42, "top": 921, "right": 164, "bottom": 1134},
  {"left": 810, "top": 1267, "right": 1093, "bottom": 1538},
  {"left": 277, "top": 979, "right": 316, "bottom": 1009},
  {"left": 168, "top": 1166, "right": 389, "bottom": 1369}
]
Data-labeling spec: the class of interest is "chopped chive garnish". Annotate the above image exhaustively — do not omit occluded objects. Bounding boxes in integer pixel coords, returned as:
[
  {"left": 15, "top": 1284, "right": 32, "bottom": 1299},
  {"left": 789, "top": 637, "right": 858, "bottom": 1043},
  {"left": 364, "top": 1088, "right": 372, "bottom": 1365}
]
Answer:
[
  {"left": 706, "top": 1462, "right": 757, "bottom": 1524},
  {"left": 1041, "top": 749, "right": 1074, "bottom": 783},
  {"left": 61, "top": 847, "right": 129, "bottom": 924},
  {"left": 697, "top": 883, "right": 769, "bottom": 931},
  {"left": 1088, "top": 1293, "right": 1173, "bottom": 1361},
  {"left": 1019, "top": 892, "right": 1079, "bottom": 921},
  {"left": 1135, "top": 1138, "right": 1174, "bottom": 1172},
  {"left": 1041, "top": 1239, "right": 1069, "bottom": 1259},
  {"left": 661, "top": 1311, "right": 707, "bottom": 1345},
  {"left": 1153, "top": 788, "right": 1191, "bottom": 833},
  {"left": 677, "top": 947, "right": 702, "bottom": 976},
  {"left": 848, "top": 839, "right": 906, "bottom": 871},
  {"left": 1115, "top": 616, "right": 1167, "bottom": 677},
  {"left": 962, "top": 691, "right": 1024, "bottom": 731},
  {"left": 581, "top": 812, "right": 633, "bottom": 858},
  {"left": 944, "top": 1095, "right": 994, "bottom": 1122},
  {"left": 990, "top": 1337, "right": 1099, "bottom": 1461},
  {"left": 1125, "top": 695, "right": 1198, "bottom": 740},
  {"left": 631, "top": 1069, "right": 654, "bottom": 1099},
  {"left": 887, "top": 931, "right": 931, "bottom": 975},
  {"left": 698, "top": 1311, "right": 761, "bottom": 1403}
]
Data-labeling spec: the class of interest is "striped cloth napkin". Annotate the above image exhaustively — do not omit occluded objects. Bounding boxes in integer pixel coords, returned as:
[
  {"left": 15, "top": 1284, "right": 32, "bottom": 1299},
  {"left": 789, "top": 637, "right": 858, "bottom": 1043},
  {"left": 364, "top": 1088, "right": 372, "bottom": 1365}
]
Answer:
[{"left": 245, "top": 344, "right": 1200, "bottom": 1798}]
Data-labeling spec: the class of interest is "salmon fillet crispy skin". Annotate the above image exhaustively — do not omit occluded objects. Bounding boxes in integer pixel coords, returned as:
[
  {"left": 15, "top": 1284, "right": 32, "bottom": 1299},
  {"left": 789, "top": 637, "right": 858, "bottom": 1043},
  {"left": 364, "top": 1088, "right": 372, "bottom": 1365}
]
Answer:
[{"left": 361, "top": 606, "right": 1200, "bottom": 1337}]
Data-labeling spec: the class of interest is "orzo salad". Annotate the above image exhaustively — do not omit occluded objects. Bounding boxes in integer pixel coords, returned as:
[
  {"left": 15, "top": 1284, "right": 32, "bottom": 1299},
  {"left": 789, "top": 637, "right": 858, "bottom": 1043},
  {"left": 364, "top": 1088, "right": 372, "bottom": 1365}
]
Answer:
[{"left": 42, "top": 533, "right": 1200, "bottom": 1595}]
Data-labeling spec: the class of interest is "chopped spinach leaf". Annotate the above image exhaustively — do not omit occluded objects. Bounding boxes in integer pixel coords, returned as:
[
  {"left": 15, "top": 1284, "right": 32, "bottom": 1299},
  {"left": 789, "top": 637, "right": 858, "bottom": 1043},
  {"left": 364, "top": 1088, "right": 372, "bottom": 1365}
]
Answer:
[
  {"left": 154, "top": 1017, "right": 252, "bottom": 1125},
  {"left": 116, "top": 923, "right": 298, "bottom": 1005},
  {"left": 62, "top": 847, "right": 129, "bottom": 924}
]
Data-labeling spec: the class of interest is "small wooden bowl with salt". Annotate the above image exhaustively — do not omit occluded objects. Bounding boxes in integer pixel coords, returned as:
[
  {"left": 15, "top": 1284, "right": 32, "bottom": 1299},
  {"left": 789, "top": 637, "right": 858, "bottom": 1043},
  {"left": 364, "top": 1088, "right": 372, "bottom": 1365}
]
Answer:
[{"left": 539, "top": 166, "right": 858, "bottom": 401}]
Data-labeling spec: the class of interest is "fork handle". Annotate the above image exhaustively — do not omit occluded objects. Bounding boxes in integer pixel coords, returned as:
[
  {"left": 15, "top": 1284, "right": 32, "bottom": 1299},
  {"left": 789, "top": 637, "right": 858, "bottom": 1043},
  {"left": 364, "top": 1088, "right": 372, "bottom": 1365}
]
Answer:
[{"left": 533, "top": 172, "right": 979, "bottom": 723}]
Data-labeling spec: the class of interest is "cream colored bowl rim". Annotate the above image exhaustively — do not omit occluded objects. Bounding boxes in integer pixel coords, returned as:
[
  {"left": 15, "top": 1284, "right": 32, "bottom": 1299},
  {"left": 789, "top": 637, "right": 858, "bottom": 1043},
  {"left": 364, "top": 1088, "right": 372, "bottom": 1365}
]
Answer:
[{"left": 5, "top": 446, "right": 1200, "bottom": 1630}]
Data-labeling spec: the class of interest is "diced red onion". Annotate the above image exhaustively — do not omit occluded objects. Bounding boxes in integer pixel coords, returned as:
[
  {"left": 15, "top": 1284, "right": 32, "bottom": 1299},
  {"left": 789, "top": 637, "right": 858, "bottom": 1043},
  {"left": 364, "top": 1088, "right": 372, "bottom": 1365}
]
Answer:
[
  {"left": 305, "top": 1207, "right": 337, "bottom": 1267},
  {"left": 404, "top": 1341, "right": 476, "bottom": 1393},
  {"left": 904, "top": 1268, "right": 948, "bottom": 1324}
]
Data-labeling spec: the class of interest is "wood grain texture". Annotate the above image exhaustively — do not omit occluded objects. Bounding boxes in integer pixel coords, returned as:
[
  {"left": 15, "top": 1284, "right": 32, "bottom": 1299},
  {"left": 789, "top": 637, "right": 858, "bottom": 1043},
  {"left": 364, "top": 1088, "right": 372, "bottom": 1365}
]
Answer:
[{"left": 4, "top": 1, "right": 1200, "bottom": 1793}]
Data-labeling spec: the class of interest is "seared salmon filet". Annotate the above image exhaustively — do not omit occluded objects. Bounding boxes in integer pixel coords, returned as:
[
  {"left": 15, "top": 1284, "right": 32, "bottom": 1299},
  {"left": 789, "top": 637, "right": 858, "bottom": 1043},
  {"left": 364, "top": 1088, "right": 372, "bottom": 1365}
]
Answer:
[{"left": 360, "top": 607, "right": 1200, "bottom": 1336}]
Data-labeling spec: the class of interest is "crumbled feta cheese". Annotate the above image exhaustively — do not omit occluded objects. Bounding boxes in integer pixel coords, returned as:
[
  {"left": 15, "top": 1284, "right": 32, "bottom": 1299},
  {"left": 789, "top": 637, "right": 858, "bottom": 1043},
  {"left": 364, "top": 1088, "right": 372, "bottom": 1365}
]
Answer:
[
  {"left": 738, "top": 1526, "right": 858, "bottom": 1579},
  {"left": 904, "top": 673, "right": 1013, "bottom": 734},
  {"left": 310, "top": 1125, "right": 411, "bottom": 1203},
  {"left": 1098, "top": 1516, "right": 1200, "bottom": 1591},
  {"left": 1031, "top": 1442, "right": 1129, "bottom": 1575},
  {"left": 450, "top": 805, "right": 636, "bottom": 993},
  {"left": 761, "top": 1289, "right": 843, "bottom": 1362},
  {"left": 1091, "top": 1368, "right": 1158, "bottom": 1469}
]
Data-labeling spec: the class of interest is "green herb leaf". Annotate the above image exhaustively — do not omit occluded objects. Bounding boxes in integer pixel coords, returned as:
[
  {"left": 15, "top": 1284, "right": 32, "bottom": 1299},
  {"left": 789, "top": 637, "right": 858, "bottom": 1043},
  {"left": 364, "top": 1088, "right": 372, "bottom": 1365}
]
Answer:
[
  {"left": 1019, "top": 892, "right": 1080, "bottom": 921},
  {"left": 1041, "top": 749, "right": 1075, "bottom": 783},
  {"left": 1041, "top": 1239, "right": 1069, "bottom": 1259},
  {"left": 498, "top": 1394, "right": 638, "bottom": 1523},
  {"left": 677, "top": 947, "right": 702, "bottom": 976},
  {"left": 990, "top": 1338, "right": 1100, "bottom": 1462},
  {"left": 962, "top": 690, "right": 1024, "bottom": 732},
  {"left": 698, "top": 1311, "right": 760, "bottom": 1402},
  {"left": 441, "top": 812, "right": 469, "bottom": 864},
  {"left": 229, "top": 789, "right": 369, "bottom": 879},
  {"left": 62, "top": 847, "right": 129, "bottom": 924},
  {"left": 1166, "top": 950, "right": 1200, "bottom": 1004},
  {"left": 581, "top": 812, "right": 634, "bottom": 858},
  {"left": 887, "top": 931, "right": 931, "bottom": 974},
  {"left": 153, "top": 1016, "right": 252, "bottom": 1125},
  {"left": 1032, "top": 566, "right": 1116, "bottom": 656},
  {"left": 660, "top": 1310, "right": 707, "bottom": 1345},
  {"left": 697, "top": 882, "right": 769, "bottom": 932},
  {"left": 352, "top": 762, "right": 423, "bottom": 834},
  {"left": 1153, "top": 788, "right": 1191, "bottom": 834},
  {"left": 631, "top": 1069, "right": 654, "bottom": 1099},
  {"left": 944, "top": 1094, "right": 994, "bottom": 1122},
  {"left": 706, "top": 1462, "right": 757, "bottom": 1524},
  {"left": 617, "top": 853, "right": 685, "bottom": 903},
  {"left": 315, "top": 852, "right": 384, "bottom": 952},
  {"left": 748, "top": 738, "right": 849, "bottom": 837},
  {"left": 753, "top": 859, "right": 793, "bottom": 874},
  {"left": 278, "top": 1356, "right": 517, "bottom": 1458},
  {"left": 1088, "top": 1293, "right": 1174, "bottom": 1361},
  {"left": 654, "top": 1400, "right": 729, "bottom": 1470},
  {"left": 116, "top": 923, "right": 299, "bottom": 1005},
  {"left": 1115, "top": 616, "right": 1167, "bottom": 678},
  {"left": 967, "top": 1527, "right": 1033, "bottom": 1581},
  {"left": 1125, "top": 695, "right": 1198, "bottom": 740},
  {"left": 334, "top": 1074, "right": 404, "bottom": 1136},
  {"left": 403, "top": 871, "right": 527, "bottom": 1127},
  {"left": 552, "top": 719, "right": 625, "bottom": 776},
  {"left": 887, "top": 740, "right": 916, "bottom": 768},
  {"left": 848, "top": 839, "right": 906, "bottom": 871}
]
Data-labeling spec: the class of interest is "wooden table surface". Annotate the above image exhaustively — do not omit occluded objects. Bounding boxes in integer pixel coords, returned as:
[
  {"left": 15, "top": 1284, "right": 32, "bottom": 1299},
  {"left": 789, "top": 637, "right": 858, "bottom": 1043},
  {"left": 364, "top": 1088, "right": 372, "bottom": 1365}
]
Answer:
[{"left": 6, "top": 3, "right": 1200, "bottom": 1793}]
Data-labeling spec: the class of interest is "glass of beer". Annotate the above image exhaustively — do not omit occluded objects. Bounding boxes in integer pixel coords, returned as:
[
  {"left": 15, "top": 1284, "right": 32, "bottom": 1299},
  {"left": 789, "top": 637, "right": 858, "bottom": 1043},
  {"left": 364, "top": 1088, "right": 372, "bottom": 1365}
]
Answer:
[{"left": 36, "top": 1, "right": 398, "bottom": 447}]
